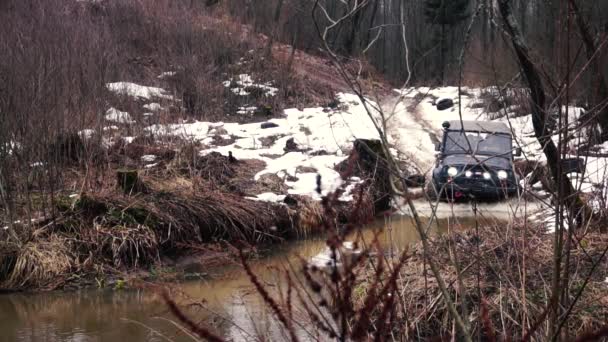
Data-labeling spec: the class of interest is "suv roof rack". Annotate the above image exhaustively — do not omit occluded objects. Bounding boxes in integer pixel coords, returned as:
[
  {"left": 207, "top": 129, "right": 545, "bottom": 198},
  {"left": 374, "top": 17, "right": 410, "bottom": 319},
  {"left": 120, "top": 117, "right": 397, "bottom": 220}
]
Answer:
[{"left": 444, "top": 120, "right": 511, "bottom": 134}]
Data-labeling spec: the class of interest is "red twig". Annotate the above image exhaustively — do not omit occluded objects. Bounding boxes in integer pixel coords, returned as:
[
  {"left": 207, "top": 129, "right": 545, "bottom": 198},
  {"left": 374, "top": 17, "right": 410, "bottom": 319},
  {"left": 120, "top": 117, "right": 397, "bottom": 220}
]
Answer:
[
  {"left": 573, "top": 325, "right": 608, "bottom": 342},
  {"left": 481, "top": 299, "right": 498, "bottom": 342},
  {"left": 161, "top": 290, "right": 225, "bottom": 342},
  {"left": 238, "top": 248, "right": 300, "bottom": 342}
]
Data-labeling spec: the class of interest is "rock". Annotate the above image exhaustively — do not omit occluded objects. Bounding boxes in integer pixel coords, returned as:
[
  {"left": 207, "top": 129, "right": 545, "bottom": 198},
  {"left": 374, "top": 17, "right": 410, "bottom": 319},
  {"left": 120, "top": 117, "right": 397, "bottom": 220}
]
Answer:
[
  {"left": 228, "top": 151, "right": 237, "bottom": 163},
  {"left": 284, "top": 138, "right": 299, "bottom": 152},
  {"left": 310, "top": 150, "right": 329, "bottom": 156},
  {"left": 283, "top": 195, "right": 298, "bottom": 206},
  {"left": 436, "top": 98, "right": 454, "bottom": 111},
  {"left": 261, "top": 122, "right": 279, "bottom": 129},
  {"left": 296, "top": 166, "right": 318, "bottom": 174},
  {"left": 326, "top": 98, "right": 340, "bottom": 109}
]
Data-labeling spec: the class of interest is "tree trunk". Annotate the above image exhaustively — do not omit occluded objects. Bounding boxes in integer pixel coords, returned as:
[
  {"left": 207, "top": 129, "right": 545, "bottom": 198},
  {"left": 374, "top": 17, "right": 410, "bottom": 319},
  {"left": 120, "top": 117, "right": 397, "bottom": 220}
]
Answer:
[
  {"left": 287, "top": 24, "right": 299, "bottom": 71},
  {"left": 569, "top": 0, "right": 608, "bottom": 143},
  {"left": 265, "top": 0, "right": 285, "bottom": 58},
  {"left": 497, "top": 0, "right": 590, "bottom": 225},
  {"left": 440, "top": 23, "right": 445, "bottom": 84},
  {"left": 117, "top": 169, "right": 146, "bottom": 194},
  {"left": 351, "top": 139, "right": 392, "bottom": 213},
  {"left": 364, "top": 0, "right": 380, "bottom": 49},
  {"left": 345, "top": 5, "right": 364, "bottom": 55}
]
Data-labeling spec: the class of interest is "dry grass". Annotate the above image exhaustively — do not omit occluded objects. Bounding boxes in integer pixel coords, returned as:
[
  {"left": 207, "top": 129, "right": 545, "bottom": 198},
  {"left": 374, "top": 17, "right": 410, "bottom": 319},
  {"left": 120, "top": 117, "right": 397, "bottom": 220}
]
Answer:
[
  {"left": 377, "top": 220, "right": 608, "bottom": 340},
  {"left": 294, "top": 196, "right": 324, "bottom": 237},
  {"left": 3, "top": 235, "right": 74, "bottom": 289},
  {"left": 95, "top": 225, "right": 159, "bottom": 269}
]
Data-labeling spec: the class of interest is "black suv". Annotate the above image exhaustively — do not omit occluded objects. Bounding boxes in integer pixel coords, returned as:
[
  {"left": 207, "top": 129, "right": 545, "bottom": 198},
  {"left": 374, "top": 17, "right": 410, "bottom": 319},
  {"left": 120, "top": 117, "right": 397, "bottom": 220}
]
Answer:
[{"left": 427, "top": 120, "right": 521, "bottom": 201}]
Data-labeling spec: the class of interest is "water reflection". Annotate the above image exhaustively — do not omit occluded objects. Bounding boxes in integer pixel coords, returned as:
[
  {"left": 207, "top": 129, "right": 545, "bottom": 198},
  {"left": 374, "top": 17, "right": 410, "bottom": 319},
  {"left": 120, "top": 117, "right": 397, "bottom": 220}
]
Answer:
[{"left": 0, "top": 215, "right": 487, "bottom": 342}]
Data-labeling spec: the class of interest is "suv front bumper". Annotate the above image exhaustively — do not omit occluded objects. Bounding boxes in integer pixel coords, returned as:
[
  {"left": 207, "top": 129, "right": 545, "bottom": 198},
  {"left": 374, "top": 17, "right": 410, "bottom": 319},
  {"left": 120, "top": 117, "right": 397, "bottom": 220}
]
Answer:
[{"left": 434, "top": 178, "right": 518, "bottom": 200}]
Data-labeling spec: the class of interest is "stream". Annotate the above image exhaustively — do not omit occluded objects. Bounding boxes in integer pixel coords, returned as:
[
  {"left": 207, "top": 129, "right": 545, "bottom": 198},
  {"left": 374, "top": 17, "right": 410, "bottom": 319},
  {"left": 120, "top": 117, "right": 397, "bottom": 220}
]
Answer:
[{"left": 0, "top": 213, "right": 502, "bottom": 342}]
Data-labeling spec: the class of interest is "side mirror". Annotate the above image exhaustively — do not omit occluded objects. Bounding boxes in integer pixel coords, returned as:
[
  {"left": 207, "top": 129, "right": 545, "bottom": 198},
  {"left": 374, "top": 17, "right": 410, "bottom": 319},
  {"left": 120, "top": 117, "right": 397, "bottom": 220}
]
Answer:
[
  {"left": 434, "top": 143, "right": 441, "bottom": 152},
  {"left": 514, "top": 147, "right": 522, "bottom": 157}
]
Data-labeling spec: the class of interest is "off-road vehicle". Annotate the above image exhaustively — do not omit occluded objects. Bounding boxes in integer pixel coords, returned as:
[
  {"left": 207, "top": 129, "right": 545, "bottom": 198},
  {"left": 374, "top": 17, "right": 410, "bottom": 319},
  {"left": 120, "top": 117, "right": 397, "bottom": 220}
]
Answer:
[{"left": 427, "top": 120, "right": 521, "bottom": 201}]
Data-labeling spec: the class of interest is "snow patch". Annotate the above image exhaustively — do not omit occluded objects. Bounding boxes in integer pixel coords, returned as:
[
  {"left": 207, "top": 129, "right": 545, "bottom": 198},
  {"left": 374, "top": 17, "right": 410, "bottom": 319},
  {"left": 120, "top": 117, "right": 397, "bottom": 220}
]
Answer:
[
  {"left": 248, "top": 192, "right": 286, "bottom": 203},
  {"left": 237, "top": 106, "right": 258, "bottom": 116},
  {"left": 144, "top": 92, "right": 380, "bottom": 202},
  {"left": 146, "top": 121, "right": 210, "bottom": 139},
  {"left": 143, "top": 103, "right": 162, "bottom": 111},
  {"left": 141, "top": 155, "right": 157, "bottom": 162},
  {"left": 106, "top": 82, "right": 173, "bottom": 100},
  {"left": 105, "top": 108, "right": 134, "bottom": 124},
  {"left": 79, "top": 129, "right": 96, "bottom": 139},
  {"left": 223, "top": 74, "right": 278, "bottom": 97},
  {"left": 157, "top": 71, "right": 176, "bottom": 79}
]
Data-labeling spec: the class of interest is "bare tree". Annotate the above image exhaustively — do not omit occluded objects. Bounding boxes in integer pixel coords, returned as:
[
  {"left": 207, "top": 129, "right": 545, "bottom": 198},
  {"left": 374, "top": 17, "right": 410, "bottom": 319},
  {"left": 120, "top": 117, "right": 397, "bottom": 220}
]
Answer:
[{"left": 569, "top": 0, "right": 608, "bottom": 144}]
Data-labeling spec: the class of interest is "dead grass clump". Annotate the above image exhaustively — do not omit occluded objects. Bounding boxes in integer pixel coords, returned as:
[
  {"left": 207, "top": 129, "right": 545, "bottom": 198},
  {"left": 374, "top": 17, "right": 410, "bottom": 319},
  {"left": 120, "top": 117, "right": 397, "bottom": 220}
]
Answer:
[
  {"left": 3, "top": 235, "right": 74, "bottom": 289},
  {"left": 79, "top": 187, "right": 293, "bottom": 249},
  {"left": 388, "top": 221, "right": 608, "bottom": 340},
  {"left": 95, "top": 225, "right": 159, "bottom": 269},
  {"left": 117, "top": 142, "right": 176, "bottom": 163},
  {"left": 194, "top": 152, "right": 237, "bottom": 185},
  {"left": 251, "top": 173, "right": 288, "bottom": 194},
  {"left": 343, "top": 185, "right": 375, "bottom": 224},
  {"left": 146, "top": 191, "right": 291, "bottom": 244},
  {"left": 292, "top": 196, "right": 324, "bottom": 237}
]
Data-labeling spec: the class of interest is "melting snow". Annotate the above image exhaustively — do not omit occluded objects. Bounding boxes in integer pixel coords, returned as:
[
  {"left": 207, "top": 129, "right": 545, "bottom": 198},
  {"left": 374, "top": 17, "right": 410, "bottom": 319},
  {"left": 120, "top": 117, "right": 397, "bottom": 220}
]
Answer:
[
  {"left": 79, "top": 129, "right": 96, "bottom": 139},
  {"left": 143, "top": 103, "right": 162, "bottom": 111},
  {"left": 106, "top": 82, "right": 173, "bottom": 100},
  {"left": 157, "top": 71, "right": 176, "bottom": 79},
  {"left": 248, "top": 193, "right": 286, "bottom": 203},
  {"left": 145, "top": 93, "right": 380, "bottom": 201},
  {"left": 105, "top": 108, "right": 134, "bottom": 124},
  {"left": 237, "top": 106, "right": 258, "bottom": 116},
  {"left": 223, "top": 74, "right": 278, "bottom": 97},
  {"left": 141, "top": 155, "right": 157, "bottom": 162},
  {"left": 147, "top": 122, "right": 210, "bottom": 139}
]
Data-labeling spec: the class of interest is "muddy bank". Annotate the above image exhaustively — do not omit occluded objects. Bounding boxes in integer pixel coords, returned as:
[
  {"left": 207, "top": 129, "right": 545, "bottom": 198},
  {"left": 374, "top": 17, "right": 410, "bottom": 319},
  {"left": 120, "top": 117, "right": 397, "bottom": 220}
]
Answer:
[
  {"left": 0, "top": 215, "right": 447, "bottom": 342},
  {"left": 0, "top": 135, "right": 394, "bottom": 292}
]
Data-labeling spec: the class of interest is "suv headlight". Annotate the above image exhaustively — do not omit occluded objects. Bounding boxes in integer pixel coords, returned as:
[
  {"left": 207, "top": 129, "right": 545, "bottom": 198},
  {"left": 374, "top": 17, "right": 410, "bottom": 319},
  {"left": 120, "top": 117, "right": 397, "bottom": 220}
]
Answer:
[
  {"left": 447, "top": 167, "right": 458, "bottom": 177},
  {"left": 497, "top": 170, "right": 508, "bottom": 180},
  {"left": 483, "top": 171, "right": 492, "bottom": 180}
]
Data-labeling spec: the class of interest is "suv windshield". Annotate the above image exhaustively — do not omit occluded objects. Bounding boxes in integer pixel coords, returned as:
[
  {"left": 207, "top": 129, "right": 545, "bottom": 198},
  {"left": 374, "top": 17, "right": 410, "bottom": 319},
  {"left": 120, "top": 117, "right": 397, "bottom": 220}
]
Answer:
[{"left": 444, "top": 131, "right": 512, "bottom": 157}]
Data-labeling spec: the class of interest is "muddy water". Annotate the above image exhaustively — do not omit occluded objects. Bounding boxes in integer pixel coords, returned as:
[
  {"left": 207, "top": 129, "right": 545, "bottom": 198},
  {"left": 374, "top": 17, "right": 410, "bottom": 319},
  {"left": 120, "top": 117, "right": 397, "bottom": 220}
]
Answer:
[{"left": 0, "top": 214, "right": 491, "bottom": 342}]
